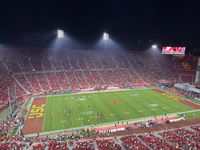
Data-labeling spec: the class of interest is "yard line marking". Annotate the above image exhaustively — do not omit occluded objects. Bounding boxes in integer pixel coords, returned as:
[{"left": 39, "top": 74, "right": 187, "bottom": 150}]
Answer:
[
  {"left": 53, "top": 99, "right": 55, "bottom": 131},
  {"left": 61, "top": 99, "right": 65, "bottom": 129}
]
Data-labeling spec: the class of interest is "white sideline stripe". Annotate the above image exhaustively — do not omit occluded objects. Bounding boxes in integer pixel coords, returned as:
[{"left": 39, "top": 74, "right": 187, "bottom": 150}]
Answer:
[
  {"left": 24, "top": 109, "right": 200, "bottom": 137},
  {"left": 18, "top": 97, "right": 35, "bottom": 134},
  {"left": 21, "top": 97, "right": 35, "bottom": 130}
]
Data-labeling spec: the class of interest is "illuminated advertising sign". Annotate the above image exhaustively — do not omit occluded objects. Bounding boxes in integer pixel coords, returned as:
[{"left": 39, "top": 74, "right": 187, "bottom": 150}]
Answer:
[{"left": 162, "top": 47, "right": 185, "bottom": 54}]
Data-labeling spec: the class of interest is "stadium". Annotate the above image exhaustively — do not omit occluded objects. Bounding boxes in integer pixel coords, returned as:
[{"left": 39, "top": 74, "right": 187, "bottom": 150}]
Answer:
[
  {"left": 1, "top": 45, "right": 200, "bottom": 149},
  {"left": 1, "top": 0, "right": 200, "bottom": 149}
]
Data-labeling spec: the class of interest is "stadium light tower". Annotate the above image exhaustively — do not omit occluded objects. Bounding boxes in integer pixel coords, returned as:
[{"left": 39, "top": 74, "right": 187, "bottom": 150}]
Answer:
[
  {"left": 152, "top": 44, "right": 158, "bottom": 49},
  {"left": 57, "top": 29, "right": 64, "bottom": 38},
  {"left": 103, "top": 32, "right": 109, "bottom": 40}
]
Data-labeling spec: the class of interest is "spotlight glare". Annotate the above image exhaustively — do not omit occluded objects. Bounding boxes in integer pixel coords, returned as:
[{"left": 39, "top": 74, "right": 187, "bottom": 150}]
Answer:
[
  {"left": 152, "top": 44, "right": 157, "bottom": 49},
  {"left": 57, "top": 29, "right": 64, "bottom": 38},
  {"left": 103, "top": 32, "right": 109, "bottom": 40}
]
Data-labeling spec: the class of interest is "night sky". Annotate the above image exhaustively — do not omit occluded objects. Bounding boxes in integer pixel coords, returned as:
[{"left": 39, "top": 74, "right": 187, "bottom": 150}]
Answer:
[{"left": 0, "top": 0, "right": 200, "bottom": 48}]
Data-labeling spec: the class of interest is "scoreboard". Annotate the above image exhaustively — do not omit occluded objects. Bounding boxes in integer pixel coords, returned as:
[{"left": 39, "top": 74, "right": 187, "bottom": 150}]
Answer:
[{"left": 162, "top": 47, "right": 185, "bottom": 55}]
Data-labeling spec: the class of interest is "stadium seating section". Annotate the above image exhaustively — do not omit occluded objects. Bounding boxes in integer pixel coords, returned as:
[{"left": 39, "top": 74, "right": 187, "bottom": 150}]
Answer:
[
  {"left": 0, "top": 124, "right": 200, "bottom": 149},
  {"left": 0, "top": 49, "right": 197, "bottom": 111}
]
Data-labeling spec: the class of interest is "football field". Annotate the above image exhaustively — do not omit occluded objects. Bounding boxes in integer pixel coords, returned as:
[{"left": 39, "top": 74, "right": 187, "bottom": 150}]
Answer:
[{"left": 42, "top": 88, "right": 194, "bottom": 132}]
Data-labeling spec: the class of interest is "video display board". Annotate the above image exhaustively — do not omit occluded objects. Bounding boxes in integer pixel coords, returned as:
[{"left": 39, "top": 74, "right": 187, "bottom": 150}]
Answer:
[{"left": 162, "top": 47, "right": 185, "bottom": 54}]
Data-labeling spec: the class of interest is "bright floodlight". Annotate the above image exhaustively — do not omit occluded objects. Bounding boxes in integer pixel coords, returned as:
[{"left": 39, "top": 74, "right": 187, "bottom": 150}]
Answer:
[
  {"left": 57, "top": 29, "right": 64, "bottom": 38},
  {"left": 152, "top": 44, "right": 157, "bottom": 49},
  {"left": 103, "top": 32, "right": 109, "bottom": 40}
]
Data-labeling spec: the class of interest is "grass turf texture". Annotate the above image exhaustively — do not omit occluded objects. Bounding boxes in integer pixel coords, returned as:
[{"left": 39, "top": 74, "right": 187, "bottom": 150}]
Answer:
[
  {"left": 43, "top": 89, "right": 194, "bottom": 132},
  {"left": 179, "top": 111, "right": 200, "bottom": 119}
]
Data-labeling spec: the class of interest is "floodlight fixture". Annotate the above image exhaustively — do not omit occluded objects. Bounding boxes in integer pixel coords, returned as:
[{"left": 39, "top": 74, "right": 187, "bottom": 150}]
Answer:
[
  {"left": 152, "top": 44, "right": 157, "bottom": 49},
  {"left": 57, "top": 29, "right": 64, "bottom": 38},
  {"left": 103, "top": 32, "right": 109, "bottom": 40}
]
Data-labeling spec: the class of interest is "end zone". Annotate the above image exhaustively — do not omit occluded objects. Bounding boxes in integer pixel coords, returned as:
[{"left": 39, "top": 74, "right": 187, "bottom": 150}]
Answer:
[
  {"left": 152, "top": 88, "right": 200, "bottom": 109},
  {"left": 23, "top": 97, "right": 47, "bottom": 135}
]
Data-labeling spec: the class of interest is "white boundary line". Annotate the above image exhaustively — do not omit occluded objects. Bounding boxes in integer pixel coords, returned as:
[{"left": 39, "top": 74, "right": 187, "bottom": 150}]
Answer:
[
  {"left": 21, "top": 97, "right": 35, "bottom": 130},
  {"left": 16, "top": 97, "right": 35, "bottom": 135}
]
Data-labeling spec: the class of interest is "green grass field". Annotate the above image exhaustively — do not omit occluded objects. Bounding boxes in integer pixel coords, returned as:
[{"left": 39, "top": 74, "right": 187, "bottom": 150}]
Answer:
[{"left": 43, "top": 89, "right": 194, "bottom": 132}]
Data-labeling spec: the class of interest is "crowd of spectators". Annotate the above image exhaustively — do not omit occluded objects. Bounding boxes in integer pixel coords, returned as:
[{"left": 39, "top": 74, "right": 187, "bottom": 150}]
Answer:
[
  {"left": 138, "top": 133, "right": 173, "bottom": 149},
  {"left": 0, "top": 124, "right": 200, "bottom": 149},
  {"left": 1, "top": 49, "right": 183, "bottom": 107},
  {"left": 159, "top": 128, "right": 200, "bottom": 149},
  {"left": 1, "top": 50, "right": 195, "bottom": 94},
  {"left": 120, "top": 135, "right": 149, "bottom": 149}
]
